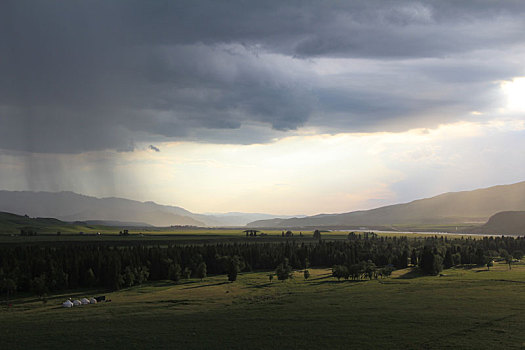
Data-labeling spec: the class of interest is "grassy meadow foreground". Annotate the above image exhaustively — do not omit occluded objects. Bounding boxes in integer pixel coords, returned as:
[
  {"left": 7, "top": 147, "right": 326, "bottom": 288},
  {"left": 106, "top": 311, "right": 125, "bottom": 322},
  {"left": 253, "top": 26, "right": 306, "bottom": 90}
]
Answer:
[{"left": 2, "top": 261, "right": 525, "bottom": 349}]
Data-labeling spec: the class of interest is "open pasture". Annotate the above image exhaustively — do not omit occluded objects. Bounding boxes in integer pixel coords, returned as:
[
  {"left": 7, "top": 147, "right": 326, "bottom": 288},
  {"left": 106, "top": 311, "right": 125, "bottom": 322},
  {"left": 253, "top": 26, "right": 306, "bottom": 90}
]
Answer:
[{"left": 2, "top": 262, "right": 525, "bottom": 349}]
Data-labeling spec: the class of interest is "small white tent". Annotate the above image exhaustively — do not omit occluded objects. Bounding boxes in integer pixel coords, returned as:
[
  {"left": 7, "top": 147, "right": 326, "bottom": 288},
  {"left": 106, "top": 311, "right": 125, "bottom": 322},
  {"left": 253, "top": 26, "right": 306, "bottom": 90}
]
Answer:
[
  {"left": 62, "top": 300, "right": 73, "bottom": 308},
  {"left": 89, "top": 297, "right": 97, "bottom": 304},
  {"left": 81, "top": 298, "right": 90, "bottom": 305},
  {"left": 73, "top": 299, "right": 81, "bottom": 306}
]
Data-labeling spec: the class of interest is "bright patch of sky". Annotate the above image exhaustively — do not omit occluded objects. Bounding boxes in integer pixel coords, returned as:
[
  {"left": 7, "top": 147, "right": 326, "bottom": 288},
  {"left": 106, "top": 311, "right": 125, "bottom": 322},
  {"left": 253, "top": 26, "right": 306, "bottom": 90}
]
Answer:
[{"left": 2, "top": 111, "right": 524, "bottom": 215}]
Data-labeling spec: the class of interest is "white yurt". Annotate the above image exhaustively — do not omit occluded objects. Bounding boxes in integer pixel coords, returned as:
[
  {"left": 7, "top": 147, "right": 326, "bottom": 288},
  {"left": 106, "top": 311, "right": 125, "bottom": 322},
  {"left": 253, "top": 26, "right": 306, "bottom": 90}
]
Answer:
[
  {"left": 89, "top": 297, "right": 97, "bottom": 304},
  {"left": 81, "top": 298, "right": 90, "bottom": 305},
  {"left": 73, "top": 299, "right": 81, "bottom": 306},
  {"left": 62, "top": 300, "right": 73, "bottom": 308}
]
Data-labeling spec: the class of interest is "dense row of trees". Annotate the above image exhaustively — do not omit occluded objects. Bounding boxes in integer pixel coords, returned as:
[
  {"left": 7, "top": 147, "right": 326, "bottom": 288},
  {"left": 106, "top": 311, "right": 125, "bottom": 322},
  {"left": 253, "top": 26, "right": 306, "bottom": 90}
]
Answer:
[
  {"left": 1, "top": 234, "right": 525, "bottom": 298},
  {"left": 331, "top": 262, "right": 394, "bottom": 281}
]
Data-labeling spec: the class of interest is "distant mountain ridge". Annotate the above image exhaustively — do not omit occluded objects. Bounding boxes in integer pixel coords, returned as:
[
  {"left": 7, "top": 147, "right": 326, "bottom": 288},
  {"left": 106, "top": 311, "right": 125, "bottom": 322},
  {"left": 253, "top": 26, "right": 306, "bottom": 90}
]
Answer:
[
  {"left": 0, "top": 191, "right": 204, "bottom": 227},
  {"left": 201, "top": 212, "right": 305, "bottom": 226},
  {"left": 78, "top": 220, "right": 154, "bottom": 227},
  {"left": 4, "top": 181, "right": 525, "bottom": 229},
  {"left": 0, "top": 190, "right": 298, "bottom": 227},
  {"left": 247, "top": 181, "right": 525, "bottom": 228}
]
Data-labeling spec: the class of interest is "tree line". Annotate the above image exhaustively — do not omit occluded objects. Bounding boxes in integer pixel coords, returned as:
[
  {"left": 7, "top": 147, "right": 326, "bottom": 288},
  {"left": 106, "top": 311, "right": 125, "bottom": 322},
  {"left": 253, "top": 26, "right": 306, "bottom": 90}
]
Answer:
[{"left": 1, "top": 234, "right": 524, "bottom": 298}]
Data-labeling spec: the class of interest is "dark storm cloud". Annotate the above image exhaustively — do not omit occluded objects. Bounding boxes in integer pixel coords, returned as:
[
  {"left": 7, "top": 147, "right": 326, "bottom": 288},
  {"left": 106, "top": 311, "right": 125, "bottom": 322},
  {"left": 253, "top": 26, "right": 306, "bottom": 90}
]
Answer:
[{"left": 1, "top": 0, "right": 525, "bottom": 153}]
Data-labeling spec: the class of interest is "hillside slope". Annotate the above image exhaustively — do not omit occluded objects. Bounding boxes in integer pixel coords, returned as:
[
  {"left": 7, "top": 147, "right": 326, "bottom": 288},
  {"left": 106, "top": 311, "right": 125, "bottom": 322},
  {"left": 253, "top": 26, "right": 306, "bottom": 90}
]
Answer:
[
  {"left": 0, "top": 211, "right": 99, "bottom": 234},
  {"left": 475, "top": 211, "right": 525, "bottom": 235},
  {"left": 247, "top": 181, "right": 525, "bottom": 228},
  {"left": 0, "top": 191, "right": 205, "bottom": 227},
  {"left": 0, "top": 191, "right": 293, "bottom": 227}
]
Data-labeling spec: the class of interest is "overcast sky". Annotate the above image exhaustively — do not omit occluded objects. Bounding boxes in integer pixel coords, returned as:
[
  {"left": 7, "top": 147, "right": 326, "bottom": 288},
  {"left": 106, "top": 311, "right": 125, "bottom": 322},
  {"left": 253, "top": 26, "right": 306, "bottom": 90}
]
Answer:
[{"left": 1, "top": 1, "right": 525, "bottom": 215}]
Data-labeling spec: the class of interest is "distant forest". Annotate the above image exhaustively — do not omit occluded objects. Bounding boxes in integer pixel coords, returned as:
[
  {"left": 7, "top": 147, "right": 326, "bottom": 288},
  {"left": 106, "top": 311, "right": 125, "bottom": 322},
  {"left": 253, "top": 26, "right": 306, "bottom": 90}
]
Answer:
[{"left": 1, "top": 234, "right": 524, "bottom": 297}]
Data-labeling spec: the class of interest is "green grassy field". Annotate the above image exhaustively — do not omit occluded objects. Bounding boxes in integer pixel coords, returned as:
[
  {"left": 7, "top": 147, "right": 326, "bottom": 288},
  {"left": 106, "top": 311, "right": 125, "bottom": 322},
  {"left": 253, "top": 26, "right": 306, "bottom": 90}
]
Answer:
[{"left": 2, "top": 261, "right": 525, "bottom": 349}]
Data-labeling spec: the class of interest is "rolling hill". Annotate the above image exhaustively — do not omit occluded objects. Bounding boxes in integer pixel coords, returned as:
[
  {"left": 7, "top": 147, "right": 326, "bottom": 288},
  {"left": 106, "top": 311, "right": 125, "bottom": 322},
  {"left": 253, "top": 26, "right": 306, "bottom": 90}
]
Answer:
[
  {"left": 474, "top": 211, "right": 525, "bottom": 235},
  {"left": 0, "top": 211, "right": 102, "bottom": 234},
  {"left": 4, "top": 181, "right": 525, "bottom": 229},
  {"left": 0, "top": 191, "right": 297, "bottom": 227},
  {"left": 0, "top": 191, "right": 205, "bottom": 227},
  {"left": 247, "top": 181, "right": 525, "bottom": 228}
]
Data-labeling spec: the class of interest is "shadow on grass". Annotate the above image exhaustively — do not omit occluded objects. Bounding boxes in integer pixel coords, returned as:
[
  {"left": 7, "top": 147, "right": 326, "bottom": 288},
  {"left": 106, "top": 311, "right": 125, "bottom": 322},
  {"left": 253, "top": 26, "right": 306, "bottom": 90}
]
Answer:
[
  {"left": 144, "top": 299, "right": 193, "bottom": 305},
  {"left": 309, "top": 279, "right": 363, "bottom": 286},
  {"left": 490, "top": 279, "right": 525, "bottom": 284},
  {"left": 394, "top": 268, "right": 424, "bottom": 279},
  {"left": 378, "top": 279, "right": 410, "bottom": 284},
  {"left": 13, "top": 288, "right": 108, "bottom": 305},
  {"left": 248, "top": 282, "right": 274, "bottom": 289},
  {"left": 182, "top": 281, "right": 230, "bottom": 290},
  {"left": 306, "top": 274, "right": 332, "bottom": 281},
  {"left": 129, "top": 281, "right": 180, "bottom": 293},
  {"left": 146, "top": 281, "right": 178, "bottom": 287},
  {"left": 452, "top": 264, "right": 483, "bottom": 270}
]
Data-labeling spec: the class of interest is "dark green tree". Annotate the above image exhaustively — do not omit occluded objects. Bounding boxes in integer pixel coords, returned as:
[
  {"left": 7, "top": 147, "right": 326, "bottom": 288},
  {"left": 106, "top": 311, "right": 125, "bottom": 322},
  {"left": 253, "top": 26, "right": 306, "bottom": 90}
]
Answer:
[
  {"left": 276, "top": 258, "right": 293, "bottom": 281},
  {"left": 31, "top": 275, "right": 48, "bottom": 298},
  {"left": 122, "top": 266, "right": 135, "bottom": 287},
  {"left": 443, "top": 250, "right": 454, "bottom": 269},
  {"left": 452, "top": 252, "right": 462, "bottom": 266},
  {"left": 504, "top": 254, "right": 513, "bottom": 270},
  {"left": 85, "top": 268, "right": 97, "bottom": 287},
  {"left": 475, "top": 248, "right": 486, "bottom": 266},
  {"left": 513, "top": 250, "right": 523, "bottom": 260},
  {"left": 349, "top": 264, "right": 362, "bottom": 280},
  {"left": 196, "top": 262, "right": 207, "bottom": 281},
  {"left": 304, "top": 269, "right": 310, "bottom": 280},
  {"left": 432, "top": 254, "right": 444, "bottom": 275},
  {"left": 420, "top": 247, "right": 443, "bottom": 275},
  {"left": 168, "top": 264, "right": 182, "bottom": 282},
  {"left": 363, "top": 261, "right": 376, "bottom": 280},
  {"left": 227, "top": 256, "right": 241, "bottom": 282},
  {"left": 135, "top": 266, "right": 149, "bottom": 285},
  {"left": 332, "top": 265, "right": 349, "bottom": 281},
  {"left": 410, "top": 249, "right": 418, "bottom": 266},
  {"left": 381, "top": 266, "right": 394, "bottom": 278},
  {"left": 1, "top": 278, "right": 16, "bottom": 304}
]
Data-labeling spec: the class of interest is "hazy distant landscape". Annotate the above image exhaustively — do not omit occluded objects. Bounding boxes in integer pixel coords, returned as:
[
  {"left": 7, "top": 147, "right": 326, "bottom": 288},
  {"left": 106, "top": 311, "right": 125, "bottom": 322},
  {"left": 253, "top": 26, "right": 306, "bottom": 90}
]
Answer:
[
  {"left": 3, "top": 181, "right": 525, "bottom": 235},
  {"left": 0, "top": 190, "right": 303, "bottom": 227},
  {"left": 248, "top": 181, "right": 525, "bottom": 232}
]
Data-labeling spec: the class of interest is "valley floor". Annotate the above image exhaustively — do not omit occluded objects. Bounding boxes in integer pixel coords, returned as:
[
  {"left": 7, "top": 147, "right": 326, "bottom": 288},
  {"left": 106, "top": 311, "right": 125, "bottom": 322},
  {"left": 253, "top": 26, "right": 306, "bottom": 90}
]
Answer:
[{"left": 1, "top": 263, "right": 525, "bottom": 349}]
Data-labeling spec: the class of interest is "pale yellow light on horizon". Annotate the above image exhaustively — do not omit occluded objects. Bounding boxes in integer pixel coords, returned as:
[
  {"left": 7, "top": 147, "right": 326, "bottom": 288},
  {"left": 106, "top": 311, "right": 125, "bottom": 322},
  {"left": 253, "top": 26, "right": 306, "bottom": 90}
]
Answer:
[
  {"left": 501, "top": 77, "right": 525, "bottom": 112},
  {"left": 124, "top": 120, "right": 520, "bottom": 215},
  {"left": 3, "top": 116, "right": 524, "bottom": 216}
]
